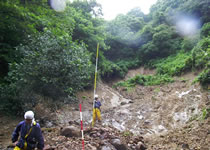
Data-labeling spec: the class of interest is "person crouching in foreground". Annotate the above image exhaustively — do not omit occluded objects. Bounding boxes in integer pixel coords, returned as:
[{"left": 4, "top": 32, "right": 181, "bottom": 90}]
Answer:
[{"left": 12, "top": 110, "right": 44, "bottom": 150}]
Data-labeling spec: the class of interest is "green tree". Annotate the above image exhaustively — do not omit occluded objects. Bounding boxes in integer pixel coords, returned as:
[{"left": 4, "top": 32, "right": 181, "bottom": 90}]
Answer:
[
  {"left": 14, "top": 31, "right": 93, "bottom": 97},
  {"left": 134, "top": 24, "right": 154, "bottom": 48},
  {"left": 138, "top": 24, "right": 181, "bottom": 61},
  {"left": 201, "top": 22, "right": 210, "bottom": 38},
  {"left": 70, "top": 0, "right": 107, "bottom": 54},
  {"left": 181, "top": 36, "right": 199, "bottom": 52},
  {"left": 180, "top": 0, "right": 210, "bottom": 24},
  {"left": 0, "top": 31, "right": 93, "bottom": 114}
]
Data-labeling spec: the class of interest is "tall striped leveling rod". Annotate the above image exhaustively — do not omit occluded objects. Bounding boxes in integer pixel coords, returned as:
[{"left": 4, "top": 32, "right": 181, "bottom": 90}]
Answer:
[
  {"left": 92, "top": 43, "right": 99, "bottom": 127},
  {"left": 79, "top": 104, "right": 85, "bottom": 150}
]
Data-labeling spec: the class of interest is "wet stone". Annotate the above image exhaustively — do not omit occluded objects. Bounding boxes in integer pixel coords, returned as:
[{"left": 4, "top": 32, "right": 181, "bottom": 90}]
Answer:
[
  {"left": 120, "top": 102, "right": 127, "bottom": 105},
  {"left": 101, "top": 143, "right": 117, "bottom": 150},
  {"left": 136, "top": 141, "right": 147, "bottom": 150},
  {"left": 111, "top": 138, "right": 127, "bottom": 150},
  {"left": 101, "top": 146, "right": 112, "bottom": 150},
  {"left": 144, "top": 120, "right": 151, "bottom": 125},
  {"left": 60, "top": 126, "right": 80, "bottom": 137},
  {"left": 182, "top": 143, "right": 190, "bottom": 149}
]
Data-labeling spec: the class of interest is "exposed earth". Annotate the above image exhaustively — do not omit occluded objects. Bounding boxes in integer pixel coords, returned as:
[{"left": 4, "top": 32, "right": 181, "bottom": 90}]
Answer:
[{"left": 0, "top": 67, "right": 209, "bottom": 150}]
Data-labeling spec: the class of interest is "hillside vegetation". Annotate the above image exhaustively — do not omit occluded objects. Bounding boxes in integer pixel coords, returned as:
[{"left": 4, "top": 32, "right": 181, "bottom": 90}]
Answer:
[{"left": 0, "top": 0, "right": 209, "bottom": 114}]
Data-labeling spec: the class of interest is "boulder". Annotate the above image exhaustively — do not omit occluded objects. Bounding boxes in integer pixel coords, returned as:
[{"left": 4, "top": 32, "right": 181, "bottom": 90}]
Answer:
[
  {"left": 60, "top": 126, "right": 80, "bottom": 137},
  {"left": 111, "top": 138, "right": 127, "bottom": 150},
  {"left": 101, "top": 143, "right": 117, "bottom": 150}
]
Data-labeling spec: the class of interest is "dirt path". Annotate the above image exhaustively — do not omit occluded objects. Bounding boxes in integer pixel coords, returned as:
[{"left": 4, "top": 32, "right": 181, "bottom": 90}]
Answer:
[{"left": 0, "top": 115, "right": 21, "bottom": 149}]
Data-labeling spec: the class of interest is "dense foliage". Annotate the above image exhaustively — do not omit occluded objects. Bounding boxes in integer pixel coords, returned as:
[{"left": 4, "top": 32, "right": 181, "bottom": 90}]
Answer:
[
  {"left": 0, "top": 0, "right": 105, "bottom": 113},
  {"left": 153, "top": 52, "right": 193, "bottom": 76},
  {"left": 15, "top": 32, "right": 92, "bottom": 95},
  {"left": 114, "top": 74, "right": 174, "bottom": 89},
  {"left": 108, "top": 0, "right": 209, "bottom": 89}
]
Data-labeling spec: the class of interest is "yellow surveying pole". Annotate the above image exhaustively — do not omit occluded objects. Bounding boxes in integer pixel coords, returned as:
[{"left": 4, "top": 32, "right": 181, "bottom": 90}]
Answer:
[
  {"left": 93, "top": 43, "right": 99, "bottom": 98},
  {"left": 92, "top": 43, "right": 99, "bottom": 127}
]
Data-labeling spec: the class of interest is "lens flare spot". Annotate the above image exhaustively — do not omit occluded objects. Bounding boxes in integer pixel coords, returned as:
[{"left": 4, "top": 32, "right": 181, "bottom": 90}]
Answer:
[
  {"left": 175, "top": 15, "right": 201, "bottom": 37},
  {"left": 50, "top": 0, "right": 66, "bottom": 12}
]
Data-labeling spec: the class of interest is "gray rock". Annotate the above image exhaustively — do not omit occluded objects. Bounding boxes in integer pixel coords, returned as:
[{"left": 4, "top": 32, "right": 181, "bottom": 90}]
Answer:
[
  {"left": 87, "top": 144, "right": 97, "bottom": 150},
  {"left": 135, "top": 141, "right": 147, "bottom": 150},
  {"left": 101, "top": 144, "right": 117, "bottom": 150},
  {"left": 101, "top": 146, "right": 112, "bottom": 150},
  {"left": 120, "top": 102, "right": 127, "bottom": 105},
  {"left": 182, "top": 143, "right": 189, "bottom": 149},
  {"left": 45, "top": 121, "right": 53, "bottom": 128},
  {"left": 111, "top": 138, "right": 127, "bottom": 150},
  {"left": 60, "top": 126, "right": 80, "bottom": 137}
]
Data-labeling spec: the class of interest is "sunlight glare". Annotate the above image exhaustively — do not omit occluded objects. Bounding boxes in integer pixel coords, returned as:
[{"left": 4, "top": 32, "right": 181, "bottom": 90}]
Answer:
[
  {"left": 175, "top": 15, "right": 201, "bottom": 37},
  {"left": 50, "top": 0, "right": 67, "bottom": 12}
]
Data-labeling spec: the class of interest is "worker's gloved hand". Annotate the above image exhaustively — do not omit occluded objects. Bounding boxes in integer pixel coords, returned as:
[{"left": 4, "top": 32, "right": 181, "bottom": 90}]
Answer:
[{"left": 12, "top": 141, "right": 18, "bottom": 147}]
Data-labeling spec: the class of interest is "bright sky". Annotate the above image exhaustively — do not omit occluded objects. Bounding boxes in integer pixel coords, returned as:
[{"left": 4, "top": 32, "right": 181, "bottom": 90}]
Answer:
[{"left": 97, "top": 0, "right": 158, "bottom": 20}]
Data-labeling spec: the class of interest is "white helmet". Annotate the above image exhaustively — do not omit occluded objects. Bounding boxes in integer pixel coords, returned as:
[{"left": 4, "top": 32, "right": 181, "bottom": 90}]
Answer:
[
  {"left": 24, "top": 111, "right": 34, "bottom": 120},
  {"left": 94, "top": 94, "right": 98, "bottom": 98}
]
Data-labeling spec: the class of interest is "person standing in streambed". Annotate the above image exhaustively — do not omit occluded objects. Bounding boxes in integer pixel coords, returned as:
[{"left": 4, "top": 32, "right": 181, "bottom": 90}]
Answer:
[{"left": 92, "top": 94, "right": 102, "bottom": 127}]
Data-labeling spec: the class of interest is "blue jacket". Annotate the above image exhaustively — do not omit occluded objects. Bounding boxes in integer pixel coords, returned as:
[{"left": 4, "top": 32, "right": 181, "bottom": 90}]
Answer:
[
  {"left": 94, "top": 100, "right": 101, "bottom": 109},
  {"left": 12, "top": 121, "right": 44, "bottom": 150}
]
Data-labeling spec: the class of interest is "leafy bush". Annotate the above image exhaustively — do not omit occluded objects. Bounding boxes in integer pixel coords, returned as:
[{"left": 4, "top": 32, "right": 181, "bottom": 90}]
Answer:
[
  {"left": 101, "top": 58, "right": 141, "bottom": 79},
  {"left": 0, "top": 83, "right": 23, "bottom": 115},
  {"left": 122, "top": 130, "right": 133, "bottom": 137},
  {"left": 201, "top": 23, "right": 210, "bottom": 38},
  {"left": 190, "top": 37, "right": 210, "bottom": 87},
  {"left": 154, "top": 51, "right": 192, "bottom": 76},
  {"left": 0, "top": 31, "right": 93, "bottom": 114},
  {"left": 181, "top": 36, "right": 199, "bottom": 52},
  {"left": 17, "top": 31, "right": 92, "bottom": 95},
  {"left": 192, "top": 37, "right": 210, "bottom": 69},
  {"left": 116, "top": 59, "right": 141, "bottom": 73},
  {"left": 194, "top": 67, "right": 210, "bottom": 87},
  {"left": 115, "top": 74, "right": 174, "bottom": 88},
  {"left": 202, "top": 108, "right": 210, "bottom": 120},
  {"left": 100, "top": 59, "right": 123, "bottom": 78},
  {"left": 148, "top": 37, "right": 209, "bottom": 87},
  {"left": 138, "top": 24, "right": 182, "bottom": 62}
]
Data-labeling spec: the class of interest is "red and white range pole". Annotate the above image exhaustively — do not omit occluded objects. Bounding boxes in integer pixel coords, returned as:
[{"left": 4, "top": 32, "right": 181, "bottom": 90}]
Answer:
[{"left": 79, "top": 104, "right": 85, "bottom": 150}]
